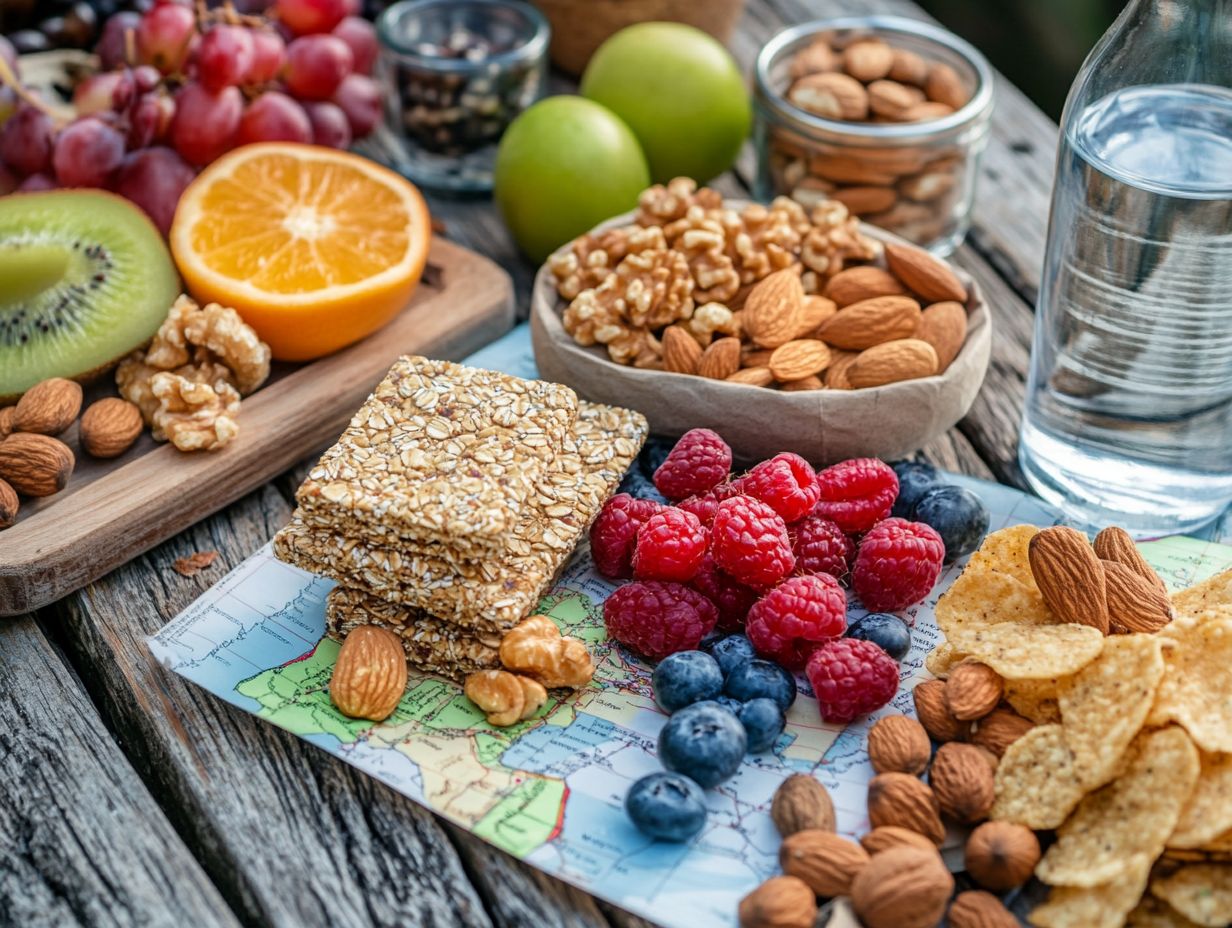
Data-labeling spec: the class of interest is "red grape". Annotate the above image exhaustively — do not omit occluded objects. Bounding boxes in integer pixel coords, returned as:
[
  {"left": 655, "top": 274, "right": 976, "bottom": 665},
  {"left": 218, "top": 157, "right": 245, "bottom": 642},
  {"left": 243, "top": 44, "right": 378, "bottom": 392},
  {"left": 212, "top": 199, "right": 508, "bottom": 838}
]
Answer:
[
  {"left": 0, "top": 163, "right": 16, "bottom": 195},
  {"left": 53, "top": 116, "right": 126, "bottom": 188},
  {"left": 127, "top": 91, "right": 175, "bottom": 148},
  {"left": 113, "top": 146, "right": 196, "bottom": 235},
  {"left": 169, "top": 83, "right": 242, "bottom": 165},
  {"left": 248, "top": 29, "right": 286, "bottom": 84},
  {"left": 137, "top": 3, "right": 196, "bottom": 74},
  {"left": 275, "top": 0, "right": 348, "bottom": 37},
  {"left": 132, "top": 64, "right": 161, "bottom": 92},
  {"left": 332, "top": 17, "right": 376, "bottom": 75},
  {"left": 18, "top": 173, "right": 58, "bottom": 191},
  {"left": 73, "top": 70, "right": 137, "bottom": 116},
  {"left": 237, "top": 91, "right": 311, "bottom": 144},
  {"left": 96, "top": 11, "right": 141, "bottom": 70},
  {"left": 196, "top": 25, "right": 255, "bottom": 92},
  {"left": 0, "top": 105, "right": 56, "bottom": 176},
  {"left": 304, "top": 100, "right": 351, "bottom": 149},
  {"left": 284, "top": 34, "right": 352, "bottom": 100},
  {"left": 332, "top": 73, "right": 380, "bottom": 137}
]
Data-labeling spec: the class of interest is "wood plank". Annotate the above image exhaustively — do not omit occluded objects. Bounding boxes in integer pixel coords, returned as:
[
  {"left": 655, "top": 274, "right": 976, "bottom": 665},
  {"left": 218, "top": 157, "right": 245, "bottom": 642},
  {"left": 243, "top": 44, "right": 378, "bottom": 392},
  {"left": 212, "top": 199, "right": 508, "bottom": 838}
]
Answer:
[
  {"left": 0, "top": 237, "right": 514, "bottom": 617},
  {"left": 0, "top": 616, "right": 239, "bottom": 928}
]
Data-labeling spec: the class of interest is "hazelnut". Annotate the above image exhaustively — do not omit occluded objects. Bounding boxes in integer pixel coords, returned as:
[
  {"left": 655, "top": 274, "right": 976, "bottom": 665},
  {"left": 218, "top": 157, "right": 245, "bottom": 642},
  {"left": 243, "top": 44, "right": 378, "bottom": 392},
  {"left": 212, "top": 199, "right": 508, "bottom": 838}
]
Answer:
[
  {"left": 945, "top": 661, "right": 1004, "bottom": 720},
  {"left": 965, "top": 820, "right": 1040, "bottom": 891},
  {"left": 930, "top": 742, "right": 995, "bottom": 824},
  {"left": 738, "top": 876, "right": 817, "bottom": 928},
  {"left": 851, "top": 845, "right": 953, "bottom": 928},
  {"left": 771, "top": 774, "right": 835, "bottom": 837}
]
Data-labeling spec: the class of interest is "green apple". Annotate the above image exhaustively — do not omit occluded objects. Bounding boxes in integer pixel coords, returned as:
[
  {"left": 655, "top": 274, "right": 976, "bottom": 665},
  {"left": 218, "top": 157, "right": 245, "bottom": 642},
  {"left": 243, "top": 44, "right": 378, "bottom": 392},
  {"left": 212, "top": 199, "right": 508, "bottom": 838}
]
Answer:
[
  {"left": 494, "top": 96, "right": 650, "bottom": 264},
  {"left": 580, "top": 22, "right": 751, "bottom": 184}
]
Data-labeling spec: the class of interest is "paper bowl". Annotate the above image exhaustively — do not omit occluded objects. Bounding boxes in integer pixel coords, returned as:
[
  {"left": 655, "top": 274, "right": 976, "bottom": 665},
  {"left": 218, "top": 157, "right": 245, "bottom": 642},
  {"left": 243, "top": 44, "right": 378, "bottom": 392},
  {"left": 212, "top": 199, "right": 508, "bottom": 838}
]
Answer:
[{"left": 530, "top": 208, "right": 992, "bottom": 464}]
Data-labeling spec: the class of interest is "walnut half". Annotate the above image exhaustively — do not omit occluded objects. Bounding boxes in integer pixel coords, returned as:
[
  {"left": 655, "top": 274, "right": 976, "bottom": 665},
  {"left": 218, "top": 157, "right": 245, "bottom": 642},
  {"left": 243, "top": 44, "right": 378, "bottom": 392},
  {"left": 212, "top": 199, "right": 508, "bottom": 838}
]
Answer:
[
  {"left": 498, "top": 614, "right": 595, "bottom": 689},
  {"left": 464, "top": 670, "right": 548, "bottom": 727}
]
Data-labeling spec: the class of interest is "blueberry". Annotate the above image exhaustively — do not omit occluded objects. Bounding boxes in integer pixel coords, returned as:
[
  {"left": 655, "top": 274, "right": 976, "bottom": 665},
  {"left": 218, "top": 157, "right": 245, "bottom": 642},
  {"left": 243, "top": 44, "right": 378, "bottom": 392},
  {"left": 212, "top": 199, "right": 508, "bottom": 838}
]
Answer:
[
  {"left": 738, "top": 697, "right": 786, "bottom": 753},
  {"left": 625, "top": 771, "right": 708, "bottom": 841},
  {"left": 658, "top": 702, "right": 747, "bottom": 788},
  {"left": 652, "top": 651, "right": 724, "bottom": 713},
  {"left": 704, "top": 634, "right": 758, "bottom": 679},
  {"left": 912, "top": 485, "right": 990, "bottom": 561},
  {"left": 714, "top": 695, "right": 745, "bottom": 713},
  {"left": 890, "top": 460, "right": 943, "bottom": 518},
  {"left": 846, "top": 612, "right": 912, "bottom": 661},
  {"left": 724, "top": 659, "right": 797, "bottom": 712},
  {"left": 618, "top": 466, "right": 669, "bottom": 504}
]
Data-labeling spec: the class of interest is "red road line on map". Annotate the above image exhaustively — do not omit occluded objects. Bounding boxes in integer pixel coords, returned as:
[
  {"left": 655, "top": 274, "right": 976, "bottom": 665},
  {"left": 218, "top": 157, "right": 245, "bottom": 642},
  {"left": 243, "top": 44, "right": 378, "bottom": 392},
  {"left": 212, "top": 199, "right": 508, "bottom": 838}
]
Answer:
[{"left": 548, "top": 785, "right": 570, "bottom": 842}]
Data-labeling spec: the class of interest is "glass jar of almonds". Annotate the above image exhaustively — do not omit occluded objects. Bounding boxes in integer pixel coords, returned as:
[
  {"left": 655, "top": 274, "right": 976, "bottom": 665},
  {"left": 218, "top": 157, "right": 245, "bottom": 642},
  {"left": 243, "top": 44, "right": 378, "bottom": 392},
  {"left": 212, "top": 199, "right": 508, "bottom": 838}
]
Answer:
[{"left": 754, "top": 17, "right": 994, "bottom": 255}]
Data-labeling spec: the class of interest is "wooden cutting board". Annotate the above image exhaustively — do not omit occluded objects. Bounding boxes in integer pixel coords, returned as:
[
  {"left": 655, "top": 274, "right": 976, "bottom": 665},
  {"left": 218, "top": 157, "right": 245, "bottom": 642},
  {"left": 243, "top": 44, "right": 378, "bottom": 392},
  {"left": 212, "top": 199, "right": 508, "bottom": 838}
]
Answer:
[{"left": 0, "top": 237, "right": 514, "bottom": 616}]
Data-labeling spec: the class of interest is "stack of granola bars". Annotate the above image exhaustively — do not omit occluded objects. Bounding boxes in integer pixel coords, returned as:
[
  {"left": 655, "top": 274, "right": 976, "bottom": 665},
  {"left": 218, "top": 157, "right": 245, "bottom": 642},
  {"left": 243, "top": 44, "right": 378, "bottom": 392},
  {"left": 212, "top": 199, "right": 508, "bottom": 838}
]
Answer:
[{"left": 273, "top": 356, "right": 647, "bottom": 682}]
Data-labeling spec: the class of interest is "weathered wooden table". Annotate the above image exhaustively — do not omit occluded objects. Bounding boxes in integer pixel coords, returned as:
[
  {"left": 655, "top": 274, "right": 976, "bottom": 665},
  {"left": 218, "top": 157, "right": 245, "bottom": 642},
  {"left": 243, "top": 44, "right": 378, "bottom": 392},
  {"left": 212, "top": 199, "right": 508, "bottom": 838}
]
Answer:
[{"left": 0, "top": 2, "right": 1174, "bottom": 925}]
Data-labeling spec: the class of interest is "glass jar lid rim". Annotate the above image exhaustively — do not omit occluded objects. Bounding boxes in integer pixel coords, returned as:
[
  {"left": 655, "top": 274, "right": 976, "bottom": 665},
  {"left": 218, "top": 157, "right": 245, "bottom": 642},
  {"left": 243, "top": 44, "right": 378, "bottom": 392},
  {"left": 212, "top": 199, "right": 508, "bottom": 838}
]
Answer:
[{"left": 377, "top": 0, "right": 550, "bottom": 71}]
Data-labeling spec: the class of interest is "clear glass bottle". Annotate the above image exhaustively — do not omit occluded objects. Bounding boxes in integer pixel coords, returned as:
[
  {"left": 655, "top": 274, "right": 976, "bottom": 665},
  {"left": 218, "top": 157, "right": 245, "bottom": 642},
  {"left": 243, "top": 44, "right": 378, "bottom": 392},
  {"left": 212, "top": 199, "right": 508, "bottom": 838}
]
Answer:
[{"left": 1018, "top": 0, "right": 1232, "bottom": 536}]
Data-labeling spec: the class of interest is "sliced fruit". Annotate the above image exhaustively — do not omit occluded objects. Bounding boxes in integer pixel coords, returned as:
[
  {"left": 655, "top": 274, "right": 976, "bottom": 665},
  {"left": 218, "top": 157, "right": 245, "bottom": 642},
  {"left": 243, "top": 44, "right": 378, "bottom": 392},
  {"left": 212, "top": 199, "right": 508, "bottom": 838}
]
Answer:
[
  {"left": 170, "top": 142, "right": 431, "bottom": 360},
  {"left": 0, "top": 190, "right": 180, "bottom": 401}
]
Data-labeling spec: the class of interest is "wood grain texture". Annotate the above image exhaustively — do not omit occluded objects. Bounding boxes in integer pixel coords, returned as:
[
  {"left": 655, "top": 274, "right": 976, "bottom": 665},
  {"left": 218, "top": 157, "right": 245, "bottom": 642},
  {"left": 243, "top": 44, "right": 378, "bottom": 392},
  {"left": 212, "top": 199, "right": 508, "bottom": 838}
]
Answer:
[
  {"left": 0, "top": 616, "right": 238, "bottom": 928},
  {"left": 0, "top": 238, "right": 514, "bottom": 616}
]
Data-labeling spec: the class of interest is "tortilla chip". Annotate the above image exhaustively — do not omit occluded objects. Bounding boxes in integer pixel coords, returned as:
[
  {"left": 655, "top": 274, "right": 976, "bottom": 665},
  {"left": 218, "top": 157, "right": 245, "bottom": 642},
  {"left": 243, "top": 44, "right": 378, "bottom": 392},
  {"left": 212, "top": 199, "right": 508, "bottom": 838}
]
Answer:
[
  {"left": 952, "top": 622, "right": 1105, "bottom": 680},
  {"left": 991, "top": 724, "right": 1087, "bottom": 829},
  {"left": 936, "top": 566, "right": 1053, "bottom": 636},
  {"left": 1127, "top": 893, "right": 1204, "bottom": 928},
  {"left": 1030, "top": 855, "right": 1152, "bottom": 928},
  {"left": 1150, "top": 864, "right": 1232, "bottom": 928},
  {"left": 925, "top": 641, "right": 968, "bottom": 678},
  {"left": 1059, "top": 634, "right": 1166, "bottom": 789},
  {"left": 1148, "top": 618, "right": 1232, "bottom": 752},
  {"left": 968, "top": 523, "right": 1042, "bottom": 590},
  {"left": 1170, "top": 752, "right": 1232, "bottom": 849},
  {"left": 1005, "top": 677, "right": 1064, "bottom": 724},
  {"left": 1036, "top": 727, "right": 1200, "bottom": 888},
  {"left": 1172, "top": 569, "right": 1232, "bottom": 626}
]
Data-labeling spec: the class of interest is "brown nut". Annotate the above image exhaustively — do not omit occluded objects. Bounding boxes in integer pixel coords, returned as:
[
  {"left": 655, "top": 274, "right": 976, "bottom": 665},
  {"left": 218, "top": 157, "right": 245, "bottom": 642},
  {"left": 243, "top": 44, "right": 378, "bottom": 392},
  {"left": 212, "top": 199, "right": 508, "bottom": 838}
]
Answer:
[
  {"left": 822, "top": 266, "right": 907, "bottom": 307},
  {"left": 779, "top": 829, "right": 869, "bottom": 897},
  {"left": 831, "top": 185, "right": 898, "bottom": 217},
  {"left": 926, "top": 62, "right": 968, "bottom": 109},
  {"left": 930, "top": 742, "right": 995, "bottom": 824},
  {"left": 945, "top": 661, "right": 1004, "bottom": 720},
  {"left": 842, "top": 39, "right": 894, "bottom": 83},
  {"left": 867, "top": 715, "right": 931, "bottom": 775},
  {"left": 888, "top": 48, "right": 928, "bottom": 86},
  {"left": 916, "top": 301, "right": 968, "bottom": 372},
  {"left": 914, "top": 679, "right": 969, "bottom": 742},
  {"left": 771, "top": 773, "right": 835, "bottom": 836},
  {"left": 883, "top": 241, "right": 968, "bottom": 303},
  {"left": 0, "top": 432, "right": 74, "bottom": 497},
  {"left": 499, "top": 614, "right": 594, "bottom": 689},
  {"left": 789, "top": 71, "right": 869, "bottom": 121},
  {"left": 698, "top": 336, "right": 742, "bottom": 380},
  {"left": 661, "top": 324, "right": 703, "bottom": 375},
  {"left": 1103, "top": 559, "right": 1173, "bottom": 633},
  {"left": 727, "top": 367, "right": 775, "bottom": 387},
  {"left": 0, "top": 477, "right": 17, "bottom": 528},
  {"left": 816, "top": 296, "right": 921, "bottom": 350},
  {"left": 463, "top": 669, "right": 537, "bottom": 727},
  {"left": 948, "top": 890, "right": 1019, "bottom": 928},
  {"left": 846, "top": 339, "right": 938, "bottom": 388},
  {"left": 80, "top": 397, "right": 144, "bottom": 459},
  {"left": 859, "top": 826, "right": 938, "bottom": 856},
  {"left": 738, "top": 875, "right": 817, "bottom": 928},
  {"left": 769, "top": 340, "right": 831, "bottom": 382},
  {"left": 743, "top": 267, "right": 805, "bottom": 349},
  {"left": 866, "top": 772, "right": 945, "bottom": 845},
  {"left": 780, "top": 375, "right": 823, "bottom": 392},
  {"left": 867, "top": 79, "right": 926, "bottom": 120},
  {"left": 1028, "top": 525, "right": 1110, "bottom": 634},
  {"left": 1093, "top": 525, "right": 1168, "bottom": 595},
  {"left": 12, "top": 377, "right": 82, "bottom": 436},
  {"left": 970, "top": 706, "right": 1035, "bottom": 758},
  {"left": 329, "top": 625, "right": 408, "bottom": 721},
  {"left": 964, "top": 820, "right": 1040, "bottom": 892},
  {"left": 851, "top": 845, "right": 953, "bottom": 928},
  {"left": 0, "top": 406, "right": 15, "bottom": 440}
]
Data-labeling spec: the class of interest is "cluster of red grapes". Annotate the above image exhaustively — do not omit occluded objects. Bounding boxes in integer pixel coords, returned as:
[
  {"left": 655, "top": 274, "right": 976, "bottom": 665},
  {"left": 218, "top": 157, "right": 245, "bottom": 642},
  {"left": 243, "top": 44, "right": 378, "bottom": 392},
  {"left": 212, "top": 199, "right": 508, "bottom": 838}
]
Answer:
[{"left": 0, "top": 0, "right": 381, "bottom": 233}]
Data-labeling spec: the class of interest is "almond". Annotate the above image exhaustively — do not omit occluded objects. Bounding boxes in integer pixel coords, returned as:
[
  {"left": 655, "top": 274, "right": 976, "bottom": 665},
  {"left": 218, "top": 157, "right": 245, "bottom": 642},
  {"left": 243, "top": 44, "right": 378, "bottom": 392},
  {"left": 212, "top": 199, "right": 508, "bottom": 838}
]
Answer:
[
  {"left": 929, "top": 742, "right": 995, "bottom": 823},
  {"left": 860, "top": 826, "right": 938, "bottom": 856},
  {"left": 79, "top": 397, "right": 144, "bottom": 459},
  {"left": 13, "top": 378, "right": 82, "bottom": 436},
  {"left": 1028, "top": 525, "right": 1110, "bottom": 634},
  {"left": 900, "top": 171, "right": 957, "bottom": 202},
  {"left": 742, "top": 347, "right": 775, "bottom": 368},
  {"left": 842, "top": 39, "right": 894, "bottom": 83},
  {"left": 867, "top": 715, "right": 931, "bottom": 774},
  {"left": 851, "top": 846, "right": 953, "bottom": 928},
  {"left": 823, "top": 266, "right": 907, "bottom": 307},
  {"left": 902, "top": 101, "right": 956, "bottom": 121},
  {"left": 970, "top": 706, "right": 1034, "bottom": 757},
  {"left": 867, "top": 772, "right": 945, "bottom": 844},
  {"left": 779, "top": 830, "right": 869, "bottom": 896},
  {"left": 867, "top": 79, "right": 926, "bottom": 120},
  {"left": 727, "top": 367, "right": 775, "bottom": 387},
  {"left": 913, "top": 679, "right": 969, "bottom": 743},
  {"left": 847, "top": 339, "right": 938, "bottom": 388},
  {"left": 888, "top": 48, "right": 928, "bottom": 86},
  {"left": 771, "top": 774, "right": 835, "bottom": 836},
  {"left": 661, "top": 324, "right": 703, "bottom": 375},
  {"left": 824, "top": 350, "right": 860, "bottom": 389},
  {"left": 780, "top": 376, "right": 823, "bottom": 392},
  {"left": 883, "top": 241, "right": 968, "bottom": 303},
  {"left": 698, "top": 336, "right": 742, "bottom": 380},
  {"left": 809, "top": 155, "right": 898, "bottom": 187},
  {"left": 916, "top": 301, "right": 968, "bottom": 371},
  {"left": 790, "top": 39, "right": 839, "bottom": 79},
  {"left": 817, "top": 296, "right": 921, "bottom": 350},
  {"left": 792, "top": 295, "right": 838, "bottom": 337},
  {"left": 769, "top": 339, "right": 831, "bottom": 381},
  {"left": 738, "top": 876, "right": 816, "bottom": 928},
  {"left": 1102, "top": 559, "right": 1173, "bottom": 633},
  {"left": 0, "top": 406, "right": 13, "bottom": 440},
  {"left": 948, "top": 890, "right": 1018, "bottom": 928},
  {"left": 831, "top": 185, "right": 898, "bottom": 216},
  {"left": 964, "top": 821, "right": 1040, "bottom": 891},
  {"left": 926, "top": 62, "right": 968, "bottom": 109},
  {"left": 329, "top": 624, "right": 408, "bottom": 721},
  {"left": 743, "top": 268, "right": 805, "bottom": 348},
  {"left": 789, "top": 71, "right": 869, "bottom": 121},
  {"left": 0, "top": 477, "right": 17, "bottom": 528},
  {"left": 944, "top": 661, "right": 1003, "bottom": 720},
  {"left": 1093, "top": 525, "right": 1168, "bottom": 596},
  {"left": 0, "top": 433, "right": 74, "bottom": 497}
]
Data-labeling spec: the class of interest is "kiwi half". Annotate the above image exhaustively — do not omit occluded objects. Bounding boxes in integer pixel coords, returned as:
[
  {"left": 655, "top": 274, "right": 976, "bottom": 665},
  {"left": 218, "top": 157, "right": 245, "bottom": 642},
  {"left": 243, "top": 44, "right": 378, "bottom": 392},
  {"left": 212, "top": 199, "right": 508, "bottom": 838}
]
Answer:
[{"left": 0, "top": 190, "right": 180, "bottom": 401}]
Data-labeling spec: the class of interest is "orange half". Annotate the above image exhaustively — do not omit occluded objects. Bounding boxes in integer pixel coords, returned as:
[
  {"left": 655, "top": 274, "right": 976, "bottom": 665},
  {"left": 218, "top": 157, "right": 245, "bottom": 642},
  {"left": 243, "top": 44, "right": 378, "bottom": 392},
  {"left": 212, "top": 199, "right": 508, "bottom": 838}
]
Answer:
[{"left": 170, "top": 143, "right": 431, "bottom": 361}]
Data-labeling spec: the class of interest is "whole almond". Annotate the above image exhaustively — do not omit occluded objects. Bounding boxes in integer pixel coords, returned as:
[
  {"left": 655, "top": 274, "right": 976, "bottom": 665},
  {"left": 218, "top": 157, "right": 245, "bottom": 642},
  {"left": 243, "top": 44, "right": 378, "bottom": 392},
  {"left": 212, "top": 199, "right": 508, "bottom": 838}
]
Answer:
[
  {"left": 888, "top": 48, "right": 928, "bottom": 86},
  {"left": 661, "top": 324, "right": 703, "bottom": 374},
  {"left": 842, "top": 39, "right": 894, "bottom": 82},
  {"left": 727, "top": 367, "right": 775, "bottom": 387},
  {"left": 780, "top": 376, "right": 823, "bottom": 392},
  {"left": 0, "top": 406, "right": 13, "bottom": 440},
  {"left": 900, "top": 171, "right": 957, "bottom": 202},
  {"left": 0, "top": 477, "right": 17, "bottom": 528},
  {"left": 965, "top": 821, "right": 1040, "bottom": 891},
  {"left": 744, "top": 269, "right": 805, "bottom": 348},
  {"left": 926, "top": 62, "right": 968, "bottom": 109},
  {"left": 1093, "top": 525, "right": 1168, "bottom": 595},
  {"left": 791, "top": 39, "right": 839, "bottom": 79},
  {"left": 780, "top": 830, "right": 870, "bottom": 897},
  {"left": 771, "top": 774, "right": 836, "bottom": 836},
  {"left": 930, "top": 742, "right": 995, "bottom": 823},
  {"left": 867, "top": 715, "right": 931, "bottom": 774},
  {"left": 743, "top": 346, "right": 775, "bottom": 368},
  {"left": 769, "top": 339, "right": 831, "bottom": 381},
  {"left": 970, "top": 706, "right": 1034, "bottom": 757},
  {"left": 1102, "top": 559, "right": 1173, "bottom": 633},
  {"left": 944, "top": 661, "right": 1003, "bottom": 720},
  {"left": 0, "top": 433, "right": 75, "bottom": 496},
  {"left": 823, "top": 266, "right": 907, "bottom": 307},
  {"left": 847, "top": 339, "right": 938, "bottom": 388},
  {"left": 1028, "top": 526, "right": 1110, "bottom": 634},
  {"left": 698, "top": 336, "right": 742, "bottom": 380},
  {"left": 884, "top": 242, "right": 968, "bottom": 303},
  {"left": 867, "top": 79, "right": 926, "bottom": 120},
  {"left": 817, "top": 296, "right": 922, "bottom": 350},
  {"left": 916, "top": 301, "right": 968, "bottom": 371},
  {"left": 867, "top": 772, "right": 945, "bottom": 844},
  {"left": 80, "top": 397, "right": 144, "bottom": 459},
  {"left": 738, "top": 876, "right": 816, "bottom": 928},
  {"left": 902, "top": 101, "right": 956, "bottom": 122},
  {"left": 860, "top": 826, "right": 938, "bottom": 856},
  {"left": 948, "top": 890, "right": 1018, "bottom": 928},
  {"left": 824, "top": 350, "right": 860, "bottom": 390},
  {"left": 913, "top": 679, "right": 969, "bottom": 743},
  {"left": 13, "top": 378, "right": 82, "bottom": 436},
  {"left": 793, "top": 295, "right": 838, "bottom": 337},
  {"left": 831, "top": 185, "right": 898, "bottom": 216},
  {"left": 329, "top": 624, "right": 408, "bottom": 721},
  {"left": 789, "top": 71, "right": 869, "bottom": 121},
  {"left": 808, "top": 155, "right": 898, "bottom": 187}
]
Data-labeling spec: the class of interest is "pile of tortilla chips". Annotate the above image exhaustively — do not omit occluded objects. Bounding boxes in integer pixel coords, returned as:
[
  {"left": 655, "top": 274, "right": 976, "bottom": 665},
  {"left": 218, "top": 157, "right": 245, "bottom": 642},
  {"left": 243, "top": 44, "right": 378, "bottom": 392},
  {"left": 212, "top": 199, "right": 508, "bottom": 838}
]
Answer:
[{"left": 929, "top": 526, "right": 1232, "bottom": 928}]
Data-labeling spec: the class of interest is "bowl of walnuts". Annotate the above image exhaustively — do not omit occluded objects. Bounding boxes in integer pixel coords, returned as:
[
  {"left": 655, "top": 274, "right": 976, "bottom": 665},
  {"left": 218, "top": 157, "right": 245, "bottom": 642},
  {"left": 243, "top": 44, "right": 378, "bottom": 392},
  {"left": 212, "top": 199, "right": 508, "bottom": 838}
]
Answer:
[{"left": 529, "top": 177, "right": 991, "bottom": 463}]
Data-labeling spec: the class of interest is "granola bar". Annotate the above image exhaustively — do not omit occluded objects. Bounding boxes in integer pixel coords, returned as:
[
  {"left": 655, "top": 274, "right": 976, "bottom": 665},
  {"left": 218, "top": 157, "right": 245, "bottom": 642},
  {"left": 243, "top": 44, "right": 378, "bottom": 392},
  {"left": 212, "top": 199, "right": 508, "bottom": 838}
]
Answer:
[{"left": 293, "top": 356, "right": 579, "bottom": 548}]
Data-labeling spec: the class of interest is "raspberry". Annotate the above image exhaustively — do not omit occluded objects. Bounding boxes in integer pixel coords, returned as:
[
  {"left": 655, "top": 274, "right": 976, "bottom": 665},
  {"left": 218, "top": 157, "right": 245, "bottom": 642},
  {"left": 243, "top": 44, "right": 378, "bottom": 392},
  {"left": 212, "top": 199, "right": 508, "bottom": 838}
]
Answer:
[
  {"left": 632, "top": 508, "right": 707, "bottom": 582},
  {"left": 813, "top": 458, "right": 900, "bottom": 534},
  {"left": 741, "top": 452, "right": 820, "bottom": 523},
  {"left": 746, "top": 573, "right": 848, "bottom": 667},
  {"left": 603, "top": 581, "right": 718, "bottom": 660},
  {"left": 690, "top": 554, "right": 760, "bottom": 631},
  {"left": 851, "top": 517, "right": 945, "bottom": 611},
  {"left": 589, "top": 494, "right": 662, "bottom": 579},
  {"left": 678, "top": 480, "right": 745, "bottom": 527},
  {"left": 790, "top": 515, "right": 855, "bottom": 582},
  {"left": 710, "top": 496, "right": 795, "bottom": 589},
  {"left": 653, "top": 428, "right": 732, "bottom": 501},
  {"left": 806, "top": 638, "right": 899, "bottom": 723}
]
